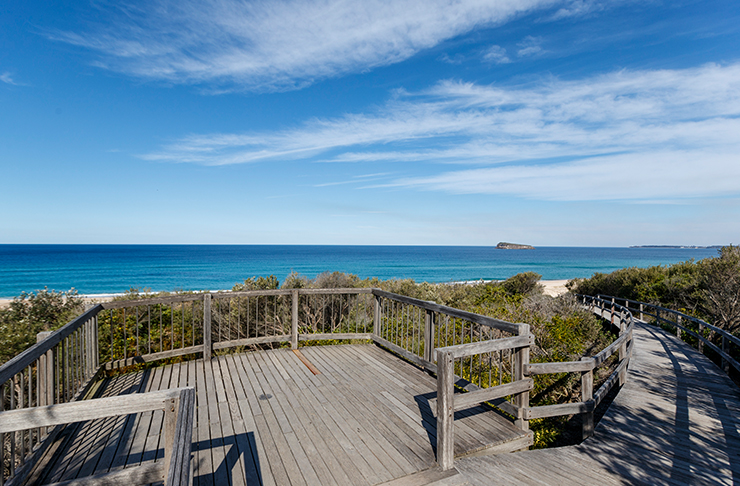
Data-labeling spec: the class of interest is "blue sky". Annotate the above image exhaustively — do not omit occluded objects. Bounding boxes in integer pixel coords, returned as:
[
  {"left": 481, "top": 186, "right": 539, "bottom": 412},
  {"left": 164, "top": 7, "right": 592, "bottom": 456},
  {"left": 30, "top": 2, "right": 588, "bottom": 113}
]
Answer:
[{"left": 1, "top": 0, "right": 739, "bottom": 246}]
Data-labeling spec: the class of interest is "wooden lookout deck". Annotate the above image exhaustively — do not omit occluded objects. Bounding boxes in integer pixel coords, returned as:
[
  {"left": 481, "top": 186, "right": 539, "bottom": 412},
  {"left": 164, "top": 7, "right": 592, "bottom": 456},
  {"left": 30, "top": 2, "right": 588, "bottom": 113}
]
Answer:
[
  {"left": 4, "top": 291, "right": 739, "bottom": 486},
  {"left": 35, "top": 344, "right": 528, "bottom": 486}
]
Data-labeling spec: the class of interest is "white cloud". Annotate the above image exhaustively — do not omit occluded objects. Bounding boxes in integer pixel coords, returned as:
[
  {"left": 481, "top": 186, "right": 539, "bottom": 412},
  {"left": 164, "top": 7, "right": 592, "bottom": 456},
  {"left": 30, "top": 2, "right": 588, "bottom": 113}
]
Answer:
[
  {"left": 51, "top": 0, "right": 566, "bottom": 90},
  {"left": 143, "top": 62, "right": 740, "bottom": 201},
  {"left": 0, "top": 72, "right": 19, "bottom": 85},
  {"left": 392, "top": 151, "right": 740, "bottom": 201},
  {"left": 550, "top": 0, "right": 617, "bottom": 20},
  {"left": 516, "top": 36, "right": 544, "bottom": 57},
  {"left": 482, "top": 45, "right": 511, "bottom": 64}
]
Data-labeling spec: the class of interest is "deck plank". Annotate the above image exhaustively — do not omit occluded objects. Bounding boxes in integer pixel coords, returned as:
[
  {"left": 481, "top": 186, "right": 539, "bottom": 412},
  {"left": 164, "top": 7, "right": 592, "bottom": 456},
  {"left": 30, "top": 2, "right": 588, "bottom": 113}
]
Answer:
[
  {"left": 219, "top": 354, "right": 270, "bottom": 486},
  {"left": 246, "top": 351, "right": 307, "bottom": 486},
  {"left": 194, "top": 357, "right": 215, "bottom": 486},
  {"left": 234, "top": 352, "right": 291, "bottom": 486}
]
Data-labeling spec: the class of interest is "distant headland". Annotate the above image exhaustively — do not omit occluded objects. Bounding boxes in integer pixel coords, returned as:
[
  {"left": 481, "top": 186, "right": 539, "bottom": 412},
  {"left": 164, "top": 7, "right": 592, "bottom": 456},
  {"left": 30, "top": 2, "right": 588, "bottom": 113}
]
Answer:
[
  {"left": 629, "top": 245, "right": 723, "bottom": 249},
  {"left": 496, "top": 242, "right": 535, "bottom": 250}
]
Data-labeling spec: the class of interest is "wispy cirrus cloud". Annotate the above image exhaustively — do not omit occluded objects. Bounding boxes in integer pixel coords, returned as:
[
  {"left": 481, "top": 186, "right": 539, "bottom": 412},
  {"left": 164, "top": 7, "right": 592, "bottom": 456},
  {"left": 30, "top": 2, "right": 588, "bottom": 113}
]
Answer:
[
  {"left": 391, "top": 150, "right": 740, "bottom": 201},
  {"left": 0, "top": 72, "right": 21, "bottom": 85},
  {"left": 482, "top": 45, "right": 512, "bottom": 64},
  {"left": 143, "top": 62, "right": 740, "bottom": 201},
  {"left": 516, "top": 36, "right": 545, "bottom": 57},
  {"left": 49, "top": 0, "right": 621, "bottom": 91}
]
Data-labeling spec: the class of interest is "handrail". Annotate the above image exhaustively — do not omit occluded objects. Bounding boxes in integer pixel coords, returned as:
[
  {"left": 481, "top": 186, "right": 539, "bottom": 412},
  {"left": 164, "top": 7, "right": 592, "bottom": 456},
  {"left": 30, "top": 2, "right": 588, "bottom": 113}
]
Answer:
[
  {"left": 0, "top": 305, "right": 103, "bottom": 386},
  {"left": 0, "top": 388, "right": 194, "bottom": 486},
  {"left": 372, "top": 289, "right": 526, "bottom": 335},
  {"left": 597, "top": 295, "right": 740, "bottom": 376},
  {"left": 1, "top": 305, "right": 103, "bottom": 486}
]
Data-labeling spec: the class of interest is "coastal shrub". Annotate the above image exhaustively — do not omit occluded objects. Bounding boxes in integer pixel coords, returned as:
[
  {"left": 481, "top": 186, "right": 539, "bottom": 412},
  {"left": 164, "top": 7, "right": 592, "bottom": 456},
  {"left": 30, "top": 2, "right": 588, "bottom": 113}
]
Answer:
[
  {"left": 233, "top": 275, "right": 280, "bottom": 291},
  {"left": 0, "top": 288, "right": 83, "bottom": 365},
  {"left": 698, "top": 245, "right": 740, "bottom": 334},
  {"left": 568, "top": 245, "right": 740, "bottom": 334}
]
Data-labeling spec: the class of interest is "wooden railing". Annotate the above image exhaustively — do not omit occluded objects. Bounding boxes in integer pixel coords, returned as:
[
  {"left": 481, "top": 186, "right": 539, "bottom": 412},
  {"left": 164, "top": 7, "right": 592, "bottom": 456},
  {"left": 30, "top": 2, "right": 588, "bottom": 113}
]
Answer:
[
  {"left": 435, "top": 328, "right": 533, "bottom": 470},
  {"left": 433, "top": 295, "right": 634, "bottom": 470},
  {"left": 1, "top": 290, "right": 638, "bottom": 480},
  {"left": 524, "top": 295, "right": 633, "bottom": 441},
  {"left": 597, "top": 295, "right": 740, "bottom": 377},
  {"left": 0, "top": 387, "right": 194, "bottom": 486},
  {"left": 0, "top": 305, "right": 102, "bottom": 486}
]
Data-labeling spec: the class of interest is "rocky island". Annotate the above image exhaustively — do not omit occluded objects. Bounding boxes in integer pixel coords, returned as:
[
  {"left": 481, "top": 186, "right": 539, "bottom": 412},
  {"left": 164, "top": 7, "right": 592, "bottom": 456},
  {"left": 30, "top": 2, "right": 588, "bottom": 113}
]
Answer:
[{"left": 496, "top": 242, "right": 535, "bottom": 250}]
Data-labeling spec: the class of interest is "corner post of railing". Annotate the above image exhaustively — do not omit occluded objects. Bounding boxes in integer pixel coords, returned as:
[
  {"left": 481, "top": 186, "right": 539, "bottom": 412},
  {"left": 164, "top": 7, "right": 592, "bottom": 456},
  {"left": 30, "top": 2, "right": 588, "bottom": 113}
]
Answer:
[
  {"left": 291, "top": 290, "right": 299, "bottom": 350},
  {"left": 618, "top": 316, "right": 627, "bottom": 387},
  {"left": 436, "top": 349, "right": 454, "bottom": 470},
  {"left": 514, "top": 323, "right": 530, "bottom": 432},
  {"left": 86, "top": 317, "right": 93, "bottom": 378},
  {"left": 639, "top": 303, "right": 644, "bottom": 322},
  {"left": 581, "top": 357, "right": 594, "bottom": 440},
  {"left": 424, "top": 310, "right": 435, "bottom": 363},
  {"left": 163, "top": 394, "right": 180, "bottom": 486},
  {"left": 95, "top": 313, "right": 100, "bottom": 371},
  {"left": 676, "top": 315, "right": 682, "bottom": 339},
  {"left": 164, "top": 387, "right": 195, "bottom": 486},
  {"left": 698, "top": 323, "right": 704, "bottom": 353},
  {"left": 722, "top": 335, "right": 730, "bottom": 373},
  {"left": 203, "top": 293, "right": 212, "bottom": 361},
  {"left": 36, "top": 331, "right": 54, "bottom": 408},
  {"left": 373, "top": 292, "right": 381, "bottom": 338}
]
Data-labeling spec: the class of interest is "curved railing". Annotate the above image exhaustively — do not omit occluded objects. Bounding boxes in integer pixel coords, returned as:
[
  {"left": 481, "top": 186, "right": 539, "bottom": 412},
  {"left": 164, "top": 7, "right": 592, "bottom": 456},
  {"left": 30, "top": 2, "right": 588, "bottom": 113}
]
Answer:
[
  {"left": 521, "top": 296, "right": 633, "bottom": 438},
  {"left": 597, "top": 295, "right": 740, "bottom": 378},
  {"left": 1, "top": 290, "right": 636, "bottom": 480}
]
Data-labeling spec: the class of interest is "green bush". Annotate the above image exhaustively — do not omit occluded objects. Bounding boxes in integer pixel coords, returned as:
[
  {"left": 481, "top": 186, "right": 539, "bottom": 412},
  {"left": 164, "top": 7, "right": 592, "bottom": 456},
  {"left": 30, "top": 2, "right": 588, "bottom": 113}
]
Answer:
[
  {"left": 0, "top": 288, "right": 83, "bottom": 365},
  {"left": 568, "top": 245, "right": 740, "bottom": 334}
]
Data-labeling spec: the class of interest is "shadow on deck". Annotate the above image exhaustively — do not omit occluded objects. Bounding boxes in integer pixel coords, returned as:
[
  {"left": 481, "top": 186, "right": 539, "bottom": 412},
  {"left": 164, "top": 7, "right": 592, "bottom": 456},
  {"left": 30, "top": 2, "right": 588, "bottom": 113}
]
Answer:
[{"left": 37, "top": 344, "right": 528, "bottom": 486}]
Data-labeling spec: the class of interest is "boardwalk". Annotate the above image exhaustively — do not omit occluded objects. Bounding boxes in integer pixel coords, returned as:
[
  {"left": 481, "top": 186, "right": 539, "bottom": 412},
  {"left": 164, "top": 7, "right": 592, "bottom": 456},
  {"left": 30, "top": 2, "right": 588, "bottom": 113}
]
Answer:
[
  {"left": 451, "top": 320, "right": 740, "bottom": 485},
  {"left": 37, "top": 344, "right": 528, "bottom": 486}
]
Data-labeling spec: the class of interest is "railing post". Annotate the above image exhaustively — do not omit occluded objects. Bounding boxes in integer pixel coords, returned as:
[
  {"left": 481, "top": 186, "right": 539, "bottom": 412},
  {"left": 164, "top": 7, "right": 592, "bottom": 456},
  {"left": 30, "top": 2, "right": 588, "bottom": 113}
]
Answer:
[
  {"left": 373, "top": 294, "right": 381, "bottom": 338},
  {"left": 676, "top": 315, "right": 682, "bottom": 339},
  {"left": 291, "top": 290, "right": 299, "bottom": 350},
  {"left": 618, "top": 320, "right": 627, "bottom": 387},
  {"left": 722, "top": 336, "right": 730, "bottom": 373},
  {"left": 698, "top": 323, "right": 704, "bottom": 353},
  {"left": 610, "top": 298, "right": 615, "bottom": 326},
  {"left": 163, "top": 395, "right": 180, "bottom": 486},
  {"left": 203, "top": 293, "right": 212, "bottom": 361},
  {"left": 514, "top": 324, "right": 530, "bottom": 432},
  {"left": 581, "top": 357, "right": 594, "bottom": 440},
  {"left": 639, "top": 303, "right": 644, "bottom": 322},
  {"left": 436, "top": 350, "right": 454, "bottom": 470},
  {"left": 424, "top": 310, "right": 435, "bottom": 363},
  {"left": 36, "top": 332, "right": 53, "bottom": 407}
]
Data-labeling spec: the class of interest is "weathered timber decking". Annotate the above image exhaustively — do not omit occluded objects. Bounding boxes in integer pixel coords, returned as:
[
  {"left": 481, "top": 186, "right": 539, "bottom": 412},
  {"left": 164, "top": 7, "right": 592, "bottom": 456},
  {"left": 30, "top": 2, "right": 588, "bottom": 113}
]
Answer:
[
  {"left": 36, "top": 344, "right": 528, "bottom": 486},
  {"left": 451, "top": 320, "right": 740, "bottom": 485}
]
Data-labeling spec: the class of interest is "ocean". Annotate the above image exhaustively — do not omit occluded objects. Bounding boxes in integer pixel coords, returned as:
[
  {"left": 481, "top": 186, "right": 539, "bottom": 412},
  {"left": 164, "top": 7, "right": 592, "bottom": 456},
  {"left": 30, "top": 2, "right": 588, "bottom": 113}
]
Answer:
[{"left": 0, "top": 245, "right": 720, "bottom": 298}]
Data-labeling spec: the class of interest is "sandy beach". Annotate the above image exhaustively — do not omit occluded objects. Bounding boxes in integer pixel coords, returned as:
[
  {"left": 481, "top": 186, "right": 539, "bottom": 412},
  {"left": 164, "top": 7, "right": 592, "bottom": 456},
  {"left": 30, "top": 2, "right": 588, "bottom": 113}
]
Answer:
[
  {"left": 0, "top": 280, "right": 573, "bottom": 309},
  {"left": 540, "top": 279, "right": 571, "bottom": 297}
]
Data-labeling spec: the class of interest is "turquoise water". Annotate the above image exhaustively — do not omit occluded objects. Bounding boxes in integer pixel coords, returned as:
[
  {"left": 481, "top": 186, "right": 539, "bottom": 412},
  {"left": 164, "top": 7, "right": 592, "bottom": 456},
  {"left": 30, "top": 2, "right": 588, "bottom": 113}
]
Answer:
[{"left": 0, "top": 245, "right": 720, "bottom": 298}]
